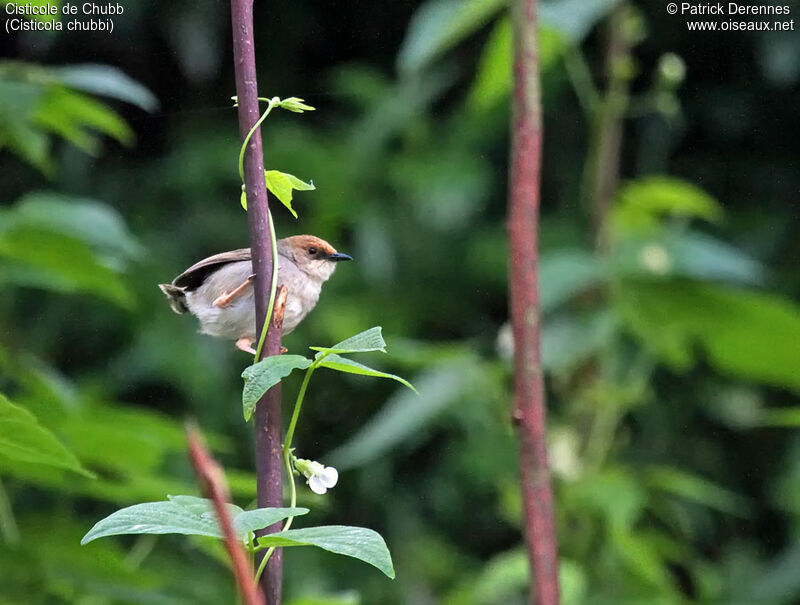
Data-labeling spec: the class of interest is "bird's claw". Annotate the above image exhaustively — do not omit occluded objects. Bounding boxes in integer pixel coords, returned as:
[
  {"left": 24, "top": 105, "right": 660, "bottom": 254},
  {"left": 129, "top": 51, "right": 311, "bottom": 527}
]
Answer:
[{"left": 235, "top": 338, "right": 257, "bottom": 355}]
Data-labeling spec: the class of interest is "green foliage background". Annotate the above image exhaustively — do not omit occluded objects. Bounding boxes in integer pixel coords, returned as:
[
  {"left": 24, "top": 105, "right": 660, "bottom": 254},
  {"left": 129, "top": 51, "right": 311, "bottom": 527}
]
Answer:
[{"left": 1, "top": 0, "right": 800, "bottom": 603}]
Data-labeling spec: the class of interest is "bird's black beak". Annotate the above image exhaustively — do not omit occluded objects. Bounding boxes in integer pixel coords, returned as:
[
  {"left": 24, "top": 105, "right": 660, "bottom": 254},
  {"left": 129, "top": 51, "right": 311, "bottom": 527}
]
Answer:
[{"left": 327, "top": 252, "right": 353, "bottom": 262}]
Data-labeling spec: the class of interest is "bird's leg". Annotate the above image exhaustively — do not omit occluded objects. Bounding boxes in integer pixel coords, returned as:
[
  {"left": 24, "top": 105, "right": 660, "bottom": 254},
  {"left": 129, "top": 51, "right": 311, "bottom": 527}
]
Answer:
[
  {"left": 235, "top": 337, "right": 257, "bottom": 355},
  {"left": 213, "top": 274, "right": 255, "bottom": 308}
]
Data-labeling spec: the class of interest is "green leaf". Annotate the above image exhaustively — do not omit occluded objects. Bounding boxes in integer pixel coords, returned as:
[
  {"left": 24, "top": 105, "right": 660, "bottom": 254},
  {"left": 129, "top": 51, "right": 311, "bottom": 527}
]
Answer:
[
  {"left": 0, "top": 393, "right": 92, "bottom": 477},
  {"left": 81, "top": 495, "right": 307, "bottom": 544},
  {"left": 397, "top": 0, "right": 506, "bottom": 74},
  {"left": 539, "top": 249, "right": 607, "bottom": 313},
  {"left": 0, "top": 79, "right": 49, "bottom": 171},
  {"left": 0, "top": 226, "right": 132, "bottom": 306},
  {"left": 52, "top": 64, "right": 159, "bottom": 112},
  {"left": 233, "top": 507, "right": 310, "bottom": 536},
  {"left": 318, "top": 354, "right": 417, "bottom": 393},
  {"left": 310, "top": 327, "right": 387, "bottom": 355},
  {"left": 0, "top": 62, "right": 147, "bottom": 171},
  {"left": 34, "top": 87, "right": 134, "bottom": 152},
  {"left": 257, "top": 525, "right": 395, "bottom": 578},
  {"left": 397, "top": 0, "right": 602, "bottom": 75},
  {"left": 467, "top": 19, "right": 565, "bottom": 112},
  {"left": 447, "top": 547, "right": 529, "bottom": 604},
  {"left": 278, "top": 97, "right": 316, "bottom": 113},
  {"left": 541, "top": 311, "right": 617, "bottom": 371},
  {"left": 567, "top": 468, "right": 646, "bottom": 532},
  {"left": 241, "top": 355, "right": 313, "bottom": 421},
  {"left": 613, "top": 176, "right": 723, "bottom": 234},
  {"left": 645, "top": 466, "right": 751, "bottom": 516},
  {"left": 539, "top": 0, "right": 620, "bottom": 40},
  {"left": 240, "top": 189, "right": 248, "bottom": 210},
  {"left": 4, "top": 192, "right": 143, "bottom": 261},
  {"left": 264, "top": 170, "right": 315, "bottom": 218},
  {"left": 81, "top": 496, "right": 240, "bottom": 544},
  {"left": 757, "top": 407, "right": 800, "bottom": 428},
  {"left": 618, "top": 281, "right": 800, "bottom": 392},
  {"left": 467, "top": 17, "right": 512, "bottom": 112},
  {"left": 612, "top": 231, "right": 763, "bottom": 285}
]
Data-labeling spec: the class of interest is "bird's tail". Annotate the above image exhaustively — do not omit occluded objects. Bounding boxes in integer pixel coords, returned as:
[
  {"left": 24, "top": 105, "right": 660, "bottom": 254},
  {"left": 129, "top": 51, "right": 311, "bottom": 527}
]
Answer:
[{"left": 158, "top": 283, "right": 189, "bottom": 314}]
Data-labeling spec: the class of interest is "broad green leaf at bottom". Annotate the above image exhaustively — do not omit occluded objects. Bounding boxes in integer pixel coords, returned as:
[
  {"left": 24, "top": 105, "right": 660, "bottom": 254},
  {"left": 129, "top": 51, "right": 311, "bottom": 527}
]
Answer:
[{"left": 257, "top": 525, "right": 395, "bottom": 578}]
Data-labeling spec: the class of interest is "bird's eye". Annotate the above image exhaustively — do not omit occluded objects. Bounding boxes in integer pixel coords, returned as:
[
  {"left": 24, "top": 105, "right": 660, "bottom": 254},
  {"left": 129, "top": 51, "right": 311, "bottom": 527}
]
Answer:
[{"left": 307, "top": 246, "right": 318, "bottom": 256}]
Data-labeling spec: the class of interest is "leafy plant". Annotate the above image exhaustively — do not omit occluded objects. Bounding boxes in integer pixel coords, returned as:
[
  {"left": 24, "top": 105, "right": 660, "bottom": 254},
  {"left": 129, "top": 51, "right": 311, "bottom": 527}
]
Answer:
[
  {"left": 0, "top": 61, "right": 156, "bottom": 172},
  {"left": 81, "top": 98, "right": 415, "bottom": 593}
]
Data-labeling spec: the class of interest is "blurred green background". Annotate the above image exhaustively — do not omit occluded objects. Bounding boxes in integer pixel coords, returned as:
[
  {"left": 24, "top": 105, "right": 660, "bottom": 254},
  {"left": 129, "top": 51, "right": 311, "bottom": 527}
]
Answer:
[{"left": 2, "top": 0, "right": 800, "bottom": 603}]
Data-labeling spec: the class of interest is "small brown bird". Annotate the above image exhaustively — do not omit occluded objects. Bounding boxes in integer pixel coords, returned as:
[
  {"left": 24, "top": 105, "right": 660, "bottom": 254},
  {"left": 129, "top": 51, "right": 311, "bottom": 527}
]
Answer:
[{"left": 159, "top": 235, "right": 351, "bottom": 354}]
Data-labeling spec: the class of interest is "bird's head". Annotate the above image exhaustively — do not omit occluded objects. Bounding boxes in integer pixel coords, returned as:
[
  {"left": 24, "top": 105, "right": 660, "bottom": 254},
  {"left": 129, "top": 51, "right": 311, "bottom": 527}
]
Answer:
[{"left": 280, "top": 235, "right": 352, "bottom": 281}]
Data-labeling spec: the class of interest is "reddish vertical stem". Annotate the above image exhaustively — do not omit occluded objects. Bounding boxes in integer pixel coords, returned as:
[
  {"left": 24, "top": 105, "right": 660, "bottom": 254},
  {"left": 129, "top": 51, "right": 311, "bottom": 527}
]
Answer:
[
  {"left": 508, "top": 0, "right": 560, "bottom": 604},
  {"left": 229, "top": 0, "right": 283, "bottom": 602},
  {"left": 187, "top": 425, "right": 265, "bottom": 605}
]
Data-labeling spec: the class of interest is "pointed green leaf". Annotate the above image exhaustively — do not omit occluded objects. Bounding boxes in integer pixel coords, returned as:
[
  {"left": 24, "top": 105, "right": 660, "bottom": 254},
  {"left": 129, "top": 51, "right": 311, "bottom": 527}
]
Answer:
[
  {"left": 233, "top": 507, "right": 309, "bottom": 536},
  {"left": 467, "top": 17, "right": 512, "bottom": 112},
  {"left": 52, "top": 64, "right": 159, "bottom": 112},
  {"left": 81, "top": 495, "right": 307, "bottom": 545},
  {"left": 319, "top": 354, "right": 416, "bottom": 393},
  {"left": 264, "top": 170, "right": 315, "bottom": 218},
  {"left": 645, "top": 466, "right": 751, "bottom": 517},
  {"left": 81, "top": 496, "right": 241, "bottom": 544},
  {"left": 35, "top": 87, "right": 134, "bottom": 150},
  {"left": 0, "top": 393, "right": 93, "bottom": 477},
  {"left": 310, "top": 327, "right": 387, "bottom": 355},
  {"left": 467, "top": 20, "right": 565, "bottom": 112},
  {"left": 278, "top": 97, "right": 315, "bottom": 113},
  {"left": 397, "top": 0, "right": 505, "bottom": 74},
  {"left": 613, "top": 177, "right": 723, "bottom": 234},
  {"left": 242, "top": 355, "right": 313, "bottom": 421},
  {"left": 257, "top": 525, "right": 395, "bottom": 578},
  {"left": 539, "top": 0, "right": 621, "bottom": 41}
]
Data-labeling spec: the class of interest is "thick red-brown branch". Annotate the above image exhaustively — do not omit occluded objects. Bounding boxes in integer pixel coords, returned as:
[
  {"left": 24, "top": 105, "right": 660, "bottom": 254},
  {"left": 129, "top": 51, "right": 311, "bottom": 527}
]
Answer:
[
  {"left": 229, "top": 0, "right": 283, "bottom": 602},
  {"left": 508, "top": 0, "right": 560, "bottom": 603},
  {"left": 187, "top": 424, "right": 265, "bottom": 605}
]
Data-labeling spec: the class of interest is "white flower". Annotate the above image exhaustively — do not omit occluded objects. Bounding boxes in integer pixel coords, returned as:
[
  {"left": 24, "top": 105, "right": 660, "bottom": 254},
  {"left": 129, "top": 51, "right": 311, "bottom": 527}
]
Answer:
[
  {"left": 295, "top": 458, "right": 339, "bottom": 495},
  {"left": 640, "top": 243, "right": 671, "bottom": 275}
]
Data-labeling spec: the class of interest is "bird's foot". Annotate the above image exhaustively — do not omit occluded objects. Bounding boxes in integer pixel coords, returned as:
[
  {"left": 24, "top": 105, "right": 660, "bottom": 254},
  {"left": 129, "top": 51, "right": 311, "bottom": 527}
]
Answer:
[{"left": 235, "top": 338, "right": 257, "bottom": 355}]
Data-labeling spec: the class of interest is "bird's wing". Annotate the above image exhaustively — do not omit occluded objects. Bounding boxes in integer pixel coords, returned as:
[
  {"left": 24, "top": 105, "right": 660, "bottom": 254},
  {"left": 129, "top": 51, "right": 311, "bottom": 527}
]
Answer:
[{"left": 172, "top": 248, "right": 251, "bottom": 290}]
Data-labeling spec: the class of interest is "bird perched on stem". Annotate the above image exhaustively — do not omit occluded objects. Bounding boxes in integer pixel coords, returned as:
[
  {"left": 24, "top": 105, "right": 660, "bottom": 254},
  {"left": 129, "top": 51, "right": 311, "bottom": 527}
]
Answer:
[{"left": 159, "top": 235, "right": 351, "bottom": 354}]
